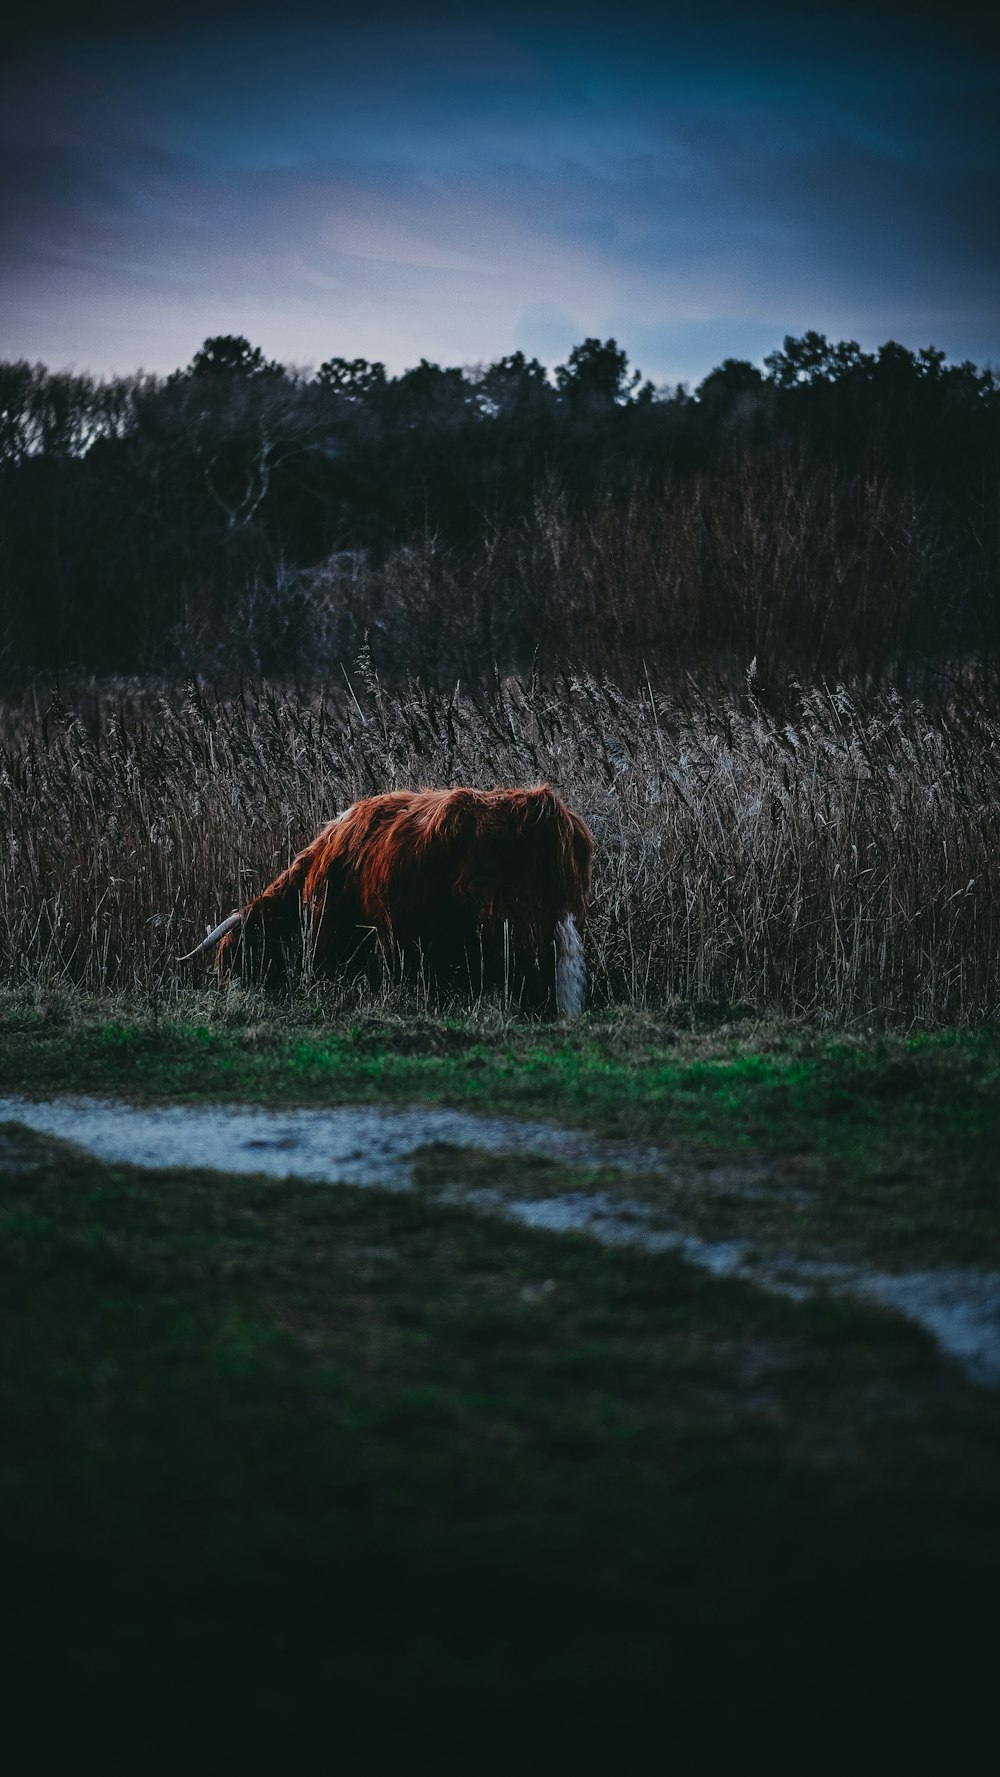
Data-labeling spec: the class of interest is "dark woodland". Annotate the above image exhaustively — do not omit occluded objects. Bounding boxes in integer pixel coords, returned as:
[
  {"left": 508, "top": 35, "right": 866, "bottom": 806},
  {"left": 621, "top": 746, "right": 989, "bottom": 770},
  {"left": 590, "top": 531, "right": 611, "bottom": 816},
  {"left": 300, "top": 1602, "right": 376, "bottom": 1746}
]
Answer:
[{"left": 1, "top": 332, "right": 997, "bottom": 691}]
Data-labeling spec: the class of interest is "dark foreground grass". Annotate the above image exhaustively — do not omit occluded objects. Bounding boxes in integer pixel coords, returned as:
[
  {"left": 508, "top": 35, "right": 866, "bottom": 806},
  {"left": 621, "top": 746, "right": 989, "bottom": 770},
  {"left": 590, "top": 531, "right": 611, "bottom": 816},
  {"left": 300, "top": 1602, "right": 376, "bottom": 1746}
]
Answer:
[{"left": 3, "top": 1123, "right": 1000, "bottom": 1772}]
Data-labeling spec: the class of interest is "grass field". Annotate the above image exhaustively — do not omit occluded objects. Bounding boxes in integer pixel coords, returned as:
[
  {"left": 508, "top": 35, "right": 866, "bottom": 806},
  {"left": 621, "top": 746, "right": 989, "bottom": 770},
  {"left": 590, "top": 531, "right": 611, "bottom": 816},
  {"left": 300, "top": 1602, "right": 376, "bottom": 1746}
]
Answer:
[
  {"left": 4, "top": 1121, "right": 999, "bottom": 1769},
  {"left": 3, "top": 995, "right": 999, "bottom": 1767}
]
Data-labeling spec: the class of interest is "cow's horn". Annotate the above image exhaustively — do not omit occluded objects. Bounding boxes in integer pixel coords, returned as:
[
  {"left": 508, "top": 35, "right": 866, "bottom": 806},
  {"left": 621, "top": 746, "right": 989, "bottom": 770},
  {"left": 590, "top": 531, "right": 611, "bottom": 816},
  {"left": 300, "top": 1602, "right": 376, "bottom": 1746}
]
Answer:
[{"left": 177, "top": 910, "right": 242, "bottom": 962}]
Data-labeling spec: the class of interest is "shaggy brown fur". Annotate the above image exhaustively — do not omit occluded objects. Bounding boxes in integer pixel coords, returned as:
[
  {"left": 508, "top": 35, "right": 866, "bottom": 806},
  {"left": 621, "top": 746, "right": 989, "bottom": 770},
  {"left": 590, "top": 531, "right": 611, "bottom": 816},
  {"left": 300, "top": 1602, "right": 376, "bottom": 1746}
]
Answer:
[{"left": 212, "top": 785, "right": 593, "bottom": 1010}]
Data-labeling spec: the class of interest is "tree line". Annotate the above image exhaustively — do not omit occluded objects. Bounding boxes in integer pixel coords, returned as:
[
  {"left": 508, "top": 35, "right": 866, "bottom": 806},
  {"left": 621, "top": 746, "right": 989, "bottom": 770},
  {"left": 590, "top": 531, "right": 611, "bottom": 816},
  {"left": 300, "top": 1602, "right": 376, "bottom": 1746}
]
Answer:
[{"left": 0, "top": 331, "right": 997, "bottom": 685}]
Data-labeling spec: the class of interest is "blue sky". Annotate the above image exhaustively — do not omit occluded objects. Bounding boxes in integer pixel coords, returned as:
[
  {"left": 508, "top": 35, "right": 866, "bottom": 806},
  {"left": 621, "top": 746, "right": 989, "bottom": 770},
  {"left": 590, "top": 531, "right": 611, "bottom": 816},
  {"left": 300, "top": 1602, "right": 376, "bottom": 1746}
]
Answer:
[{"left": 2, "top": 1, "right": 997, "bottom": 385}]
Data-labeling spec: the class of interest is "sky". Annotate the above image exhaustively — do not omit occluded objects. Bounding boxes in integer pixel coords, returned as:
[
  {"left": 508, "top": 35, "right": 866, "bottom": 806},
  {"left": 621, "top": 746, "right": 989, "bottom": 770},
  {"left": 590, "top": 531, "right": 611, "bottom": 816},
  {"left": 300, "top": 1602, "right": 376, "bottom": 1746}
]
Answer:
[{"left": 1, "top": 0, "right": 998, "bottom": 388}]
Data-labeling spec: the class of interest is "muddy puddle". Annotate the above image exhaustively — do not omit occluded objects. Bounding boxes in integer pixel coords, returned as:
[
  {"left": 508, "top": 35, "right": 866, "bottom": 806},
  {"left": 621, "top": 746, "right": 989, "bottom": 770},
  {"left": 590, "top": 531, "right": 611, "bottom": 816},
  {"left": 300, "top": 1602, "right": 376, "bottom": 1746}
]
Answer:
[{"left": 2, "top": 1093, "right": 999, "bottom": 1386}]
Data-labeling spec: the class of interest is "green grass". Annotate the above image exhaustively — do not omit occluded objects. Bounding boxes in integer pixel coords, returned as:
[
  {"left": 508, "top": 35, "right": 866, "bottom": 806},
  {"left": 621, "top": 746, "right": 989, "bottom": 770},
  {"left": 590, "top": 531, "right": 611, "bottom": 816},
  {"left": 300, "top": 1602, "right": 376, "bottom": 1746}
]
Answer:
[
  {"left": 2, "top": 992, "right": 998, "bottom": 1265},
  {"left": 3, "top": 991, "right": 999, "bottom": 1152},
  {"left": 3, "top": 992, "right": 1000, "bottom": 1767},
  {"left": 3, "top": 1124, "right": 999, "bottom": 1770}
]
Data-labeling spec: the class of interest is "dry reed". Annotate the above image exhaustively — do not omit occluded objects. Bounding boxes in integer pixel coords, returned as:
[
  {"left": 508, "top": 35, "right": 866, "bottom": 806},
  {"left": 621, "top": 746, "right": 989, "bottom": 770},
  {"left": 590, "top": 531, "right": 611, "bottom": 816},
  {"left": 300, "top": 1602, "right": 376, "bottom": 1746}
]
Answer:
[{"left": 1, "top": 672, "right": 998, "bottom": 1024}]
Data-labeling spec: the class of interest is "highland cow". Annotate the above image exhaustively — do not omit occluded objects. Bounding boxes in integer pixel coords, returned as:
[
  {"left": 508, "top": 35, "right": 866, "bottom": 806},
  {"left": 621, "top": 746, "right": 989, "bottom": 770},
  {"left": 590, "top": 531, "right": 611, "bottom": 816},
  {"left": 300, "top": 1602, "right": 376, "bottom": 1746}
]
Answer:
[{"left": 180, "top": 785, "right": 593, "bottom": 1015}]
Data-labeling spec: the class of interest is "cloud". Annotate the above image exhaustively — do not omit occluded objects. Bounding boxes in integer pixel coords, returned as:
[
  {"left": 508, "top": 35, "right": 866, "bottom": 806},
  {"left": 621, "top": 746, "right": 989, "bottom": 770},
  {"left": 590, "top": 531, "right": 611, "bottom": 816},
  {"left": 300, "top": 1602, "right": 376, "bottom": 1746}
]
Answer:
[
  {"left": 323, "top": 214, "right": 488, "bottom": 273},
  {"left": 1, "top": 3, "right": 997, "bottom": 379}
]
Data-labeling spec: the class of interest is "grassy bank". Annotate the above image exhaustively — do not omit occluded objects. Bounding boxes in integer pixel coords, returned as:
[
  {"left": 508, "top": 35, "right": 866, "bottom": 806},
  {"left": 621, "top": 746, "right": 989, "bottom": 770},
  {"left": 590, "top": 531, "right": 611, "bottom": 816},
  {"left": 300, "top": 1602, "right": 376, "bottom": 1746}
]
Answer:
[
  {"left": 3, "top": 1120, "right": 999, "bottom": 1768},
  {"left": 3, "top": 994, "right": 999, "bottom": 1271}
]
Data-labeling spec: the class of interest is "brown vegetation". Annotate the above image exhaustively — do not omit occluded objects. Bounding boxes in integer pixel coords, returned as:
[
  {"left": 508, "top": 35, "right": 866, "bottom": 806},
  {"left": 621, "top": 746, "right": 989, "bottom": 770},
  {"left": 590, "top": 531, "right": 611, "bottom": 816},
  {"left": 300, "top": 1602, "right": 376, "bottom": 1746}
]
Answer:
[
  {"left": 151, "top": 462, "right": 995, "bottom": 692},
  {"left": 1, "top": 671, "right": 998, "bottom": 1023}
]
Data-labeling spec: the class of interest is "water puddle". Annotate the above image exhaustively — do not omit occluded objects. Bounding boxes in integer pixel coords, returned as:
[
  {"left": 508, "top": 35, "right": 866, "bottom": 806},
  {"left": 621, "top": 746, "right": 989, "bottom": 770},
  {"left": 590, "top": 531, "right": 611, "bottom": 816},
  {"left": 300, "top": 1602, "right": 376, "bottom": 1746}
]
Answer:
[
  {"left": 0, "top": 1094, "right": 674, "bottom": 1188},
  {"left": 2, "top": 1094, "right": 999, "bottom": 1386}
]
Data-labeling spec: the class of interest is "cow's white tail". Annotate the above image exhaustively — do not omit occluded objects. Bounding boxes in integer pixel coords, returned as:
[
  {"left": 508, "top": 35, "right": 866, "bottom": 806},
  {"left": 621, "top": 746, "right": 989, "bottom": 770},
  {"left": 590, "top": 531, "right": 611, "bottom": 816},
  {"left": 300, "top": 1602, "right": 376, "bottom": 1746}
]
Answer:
[{"left": 554, "top": 913, "right": 586, "bottom": 1018}]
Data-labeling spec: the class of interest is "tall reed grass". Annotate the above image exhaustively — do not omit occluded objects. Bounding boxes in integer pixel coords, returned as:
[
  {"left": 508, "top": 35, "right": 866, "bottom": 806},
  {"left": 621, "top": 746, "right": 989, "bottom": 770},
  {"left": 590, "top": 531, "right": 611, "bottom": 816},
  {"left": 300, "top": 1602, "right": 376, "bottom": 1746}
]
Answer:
[
  {"left": 156, "top": 458, "right": 993, "bottom": 694},
  {"left": 1, "top": 672, "right": 998, "bottom": 1023}
]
